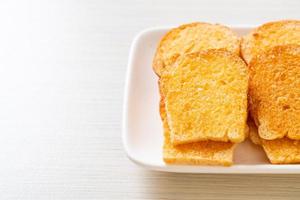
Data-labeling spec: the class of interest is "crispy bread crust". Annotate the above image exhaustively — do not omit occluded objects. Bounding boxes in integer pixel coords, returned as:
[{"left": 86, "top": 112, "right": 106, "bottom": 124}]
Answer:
[
  {"left": 248, "top": 118, "right": 300, "bottom": 164},
  {"left": 160, "top": 97, "right": 234, "bottom": 166},
  {"left": 153, "top": 22, "right": 240, "bottom": 76},
  {"left": 249, "top": 45, "right": 300, "bottom": 140},
  {"left": 241, "top": 20, "right": 300, "bottom": 64}
]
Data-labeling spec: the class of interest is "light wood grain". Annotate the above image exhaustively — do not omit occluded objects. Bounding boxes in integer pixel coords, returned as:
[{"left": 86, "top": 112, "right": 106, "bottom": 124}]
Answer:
[{"left": 0, "top": 0, "right": 299, "bottom": 199}]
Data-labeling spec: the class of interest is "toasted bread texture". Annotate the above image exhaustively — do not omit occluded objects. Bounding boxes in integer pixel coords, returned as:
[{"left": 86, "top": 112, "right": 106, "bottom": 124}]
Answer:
[
  {"left": 241, "top": 20, "right": 300, "bottom": 64},
  {"left": 248, "top": 119, "right": 300, "bottom": 164},
  {"left": 248, "top": 119, "right": 261, "bottom": 146},
  {"left": 249, "top": 45, "right": 300, "bottom": 140},
  {"left": 153, "top": 22, "right": 240, "bottom": 76},
  {"left": 160, "top": 50, "right": 249, "bottom": 144},
  {"left": 160, "top": 99, "right": 234, "bottom": 166}
]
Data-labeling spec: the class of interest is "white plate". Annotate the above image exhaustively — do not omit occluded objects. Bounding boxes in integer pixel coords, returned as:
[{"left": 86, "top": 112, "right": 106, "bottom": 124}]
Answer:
[{"left": 122, "top": 25, "right": 300, "bottom": 173}]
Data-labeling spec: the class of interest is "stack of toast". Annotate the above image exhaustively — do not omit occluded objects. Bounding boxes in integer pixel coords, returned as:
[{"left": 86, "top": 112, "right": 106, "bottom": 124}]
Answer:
[
  {"left": 153, "top": 20, "right": 300, "bottom": 166},
  {"left": 153, "top": 23, "right": 249, "bottom": 166},
  {"left": 242, "top": 20, "right": 300, "bottom": 164}
]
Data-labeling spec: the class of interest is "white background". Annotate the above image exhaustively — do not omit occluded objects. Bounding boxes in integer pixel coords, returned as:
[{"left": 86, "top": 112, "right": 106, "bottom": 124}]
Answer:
[{"left": 0, "top": 0, "right": 299, "bottom": 199}]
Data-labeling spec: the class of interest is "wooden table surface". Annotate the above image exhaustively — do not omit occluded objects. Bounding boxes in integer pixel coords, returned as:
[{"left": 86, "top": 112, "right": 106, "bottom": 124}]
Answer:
[{"left": 0, "top": 0, "right": 299, "bottom": 199}]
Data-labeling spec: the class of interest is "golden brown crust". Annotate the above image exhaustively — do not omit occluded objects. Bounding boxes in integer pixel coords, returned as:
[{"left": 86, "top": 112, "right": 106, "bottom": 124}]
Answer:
[
  {"left": 160, "top": 96, "right": 234, "bottom": 166},
  {"left": 262, "top": 138, "right": 300, "bottom": 164},
  {"left": 249, "top": 45, "right": 300, "bottom": 140},
  {"left": 241, "top": 20, "right": 300, "bottom": 64},
  {"left": 248, "top": 118, "right": 262, "bottom": 146},
  {"left": 248, "top": 118, "right": 300, "bottom": 164},
  {"left": 153, "top": 22, "right": 240, "bottom": 76},
  {"left": 161, "top": 49, "right": 248, "bottom": 144}
]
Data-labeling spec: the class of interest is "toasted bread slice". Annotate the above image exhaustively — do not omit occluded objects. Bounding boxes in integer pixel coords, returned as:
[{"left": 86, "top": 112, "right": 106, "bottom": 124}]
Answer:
[
  {"left": 153, "top": 22, "right": 240, "bottom": 76},
  {"left": 160, "top": 50, "right": 249, "bottom": 144},
  {"left": 249, "top": 45, "right": 300, "bottom": 140},
  {"left": 248, "top": 119, "right": 261, "bottom": 146},
  {"left": 248, "top": 119, "right": 300, "bottom": 164},
  {"left": 241, "top": 20, "right": 300, "bottom": 64},
  {"left": 160, "top": 99, "right": 234, "bottom": 166}
]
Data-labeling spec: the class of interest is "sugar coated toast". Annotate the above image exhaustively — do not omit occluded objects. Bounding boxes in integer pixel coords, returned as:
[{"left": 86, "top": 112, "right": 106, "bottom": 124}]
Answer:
[
  {"left": 153, "top": 22, "right": 240, "bottom": 76},
  {"left": 160, "top": 50, "right": 249, "bottom": 144},
  {"left": 248, "top": 119, "right": 300, "bottom": 164},
  {"left": 249, "top": 45, "right": 300, "bottom": 140},
  {"left": 241, "top": 20, "right": 300, "bottom": 64},
  {"left": 160, "top": 99, "right": 234, "bottom": 166}
]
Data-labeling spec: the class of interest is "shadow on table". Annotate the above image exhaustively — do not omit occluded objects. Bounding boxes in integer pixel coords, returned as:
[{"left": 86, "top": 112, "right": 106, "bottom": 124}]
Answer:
[{"left": 141, "top": 171, "right": 300, "bottom": 200}]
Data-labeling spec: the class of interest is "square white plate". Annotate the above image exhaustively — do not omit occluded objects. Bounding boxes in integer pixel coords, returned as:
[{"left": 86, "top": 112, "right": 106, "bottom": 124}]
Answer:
[{"left": 122, "top": 25, "right": 300, "bottom": 173}]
